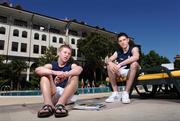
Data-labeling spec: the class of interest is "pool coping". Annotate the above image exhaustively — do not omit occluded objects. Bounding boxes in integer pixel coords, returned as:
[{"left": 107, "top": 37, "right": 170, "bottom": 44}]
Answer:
[{"left": 0, "top": 92, "right": 110, "bottom": 106}]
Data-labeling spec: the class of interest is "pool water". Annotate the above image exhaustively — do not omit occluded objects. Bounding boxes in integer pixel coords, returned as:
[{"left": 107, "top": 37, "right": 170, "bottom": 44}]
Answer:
[{"left": 0, "top": 87, "right": 111, "bottom": 96}]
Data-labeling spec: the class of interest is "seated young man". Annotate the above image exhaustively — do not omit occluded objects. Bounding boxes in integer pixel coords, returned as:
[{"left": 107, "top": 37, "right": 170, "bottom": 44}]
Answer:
[
  {"left": 105, "top": 32, "right": 140, "bottom": 104},
  {"left": 35, "top": 44, "right": 83, "bottom": 118}
]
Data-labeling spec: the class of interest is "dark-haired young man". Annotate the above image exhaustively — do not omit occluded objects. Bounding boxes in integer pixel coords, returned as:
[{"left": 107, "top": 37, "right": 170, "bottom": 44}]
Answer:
[{"left": 105, "top": 32, "right": 140, "bottom": 104}]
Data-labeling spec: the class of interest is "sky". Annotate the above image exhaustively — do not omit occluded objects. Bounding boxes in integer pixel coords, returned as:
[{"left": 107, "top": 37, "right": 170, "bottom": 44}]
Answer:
[{"left": 6, "top": 0, "right": 180, "bottom": 62}]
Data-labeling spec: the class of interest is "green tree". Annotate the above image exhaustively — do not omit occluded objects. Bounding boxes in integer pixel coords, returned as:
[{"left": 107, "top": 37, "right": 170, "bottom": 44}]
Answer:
[
  {"left": 0, "top": 55, "right": 5, "bottom": 77},
  {"left": 9, "top": 59, "right": 28, "bottom": 90},
  {"left": 0, "top": 55, "right": 8, "bottom": 87},
  {"left": 38, "top": 46, "right": 58, "bottom": 66},
  {"left": 141, "top": 50, "right": 170, "bottom": 70},
  {"left": 77, "top": 32, "right": 116, "bottom": 82},
  {"left": 0, "top": 55, "right": 5, "bottom": 63},
  {"left": 174, "top": 59, "right": 180, "bottom": 69}
]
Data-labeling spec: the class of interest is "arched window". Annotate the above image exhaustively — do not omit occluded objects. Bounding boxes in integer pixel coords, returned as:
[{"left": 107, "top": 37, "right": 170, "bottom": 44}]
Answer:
[
  {"left": 0, "top": 27, "right": 6, "bottom": 34},
  {"left": 42, "top": 34, "right": 46, "bottom": 41},
  {"left": 13, "top": 29, "right": 19, "bottom": 37},
  {"left": 59, "top": 37, "right": 63, "bottom": 43},
  {"left": 22, "top": 31, "right": 27, "bottom": 38},
  {"left": 34, "top": 33, "right": 39, "bottom": 40},
  {"left": 52, "top": 36, "right": 57, "bottom": 43},
  {"left": 71, "top": 38, "right": 75, "bottom": 44}
]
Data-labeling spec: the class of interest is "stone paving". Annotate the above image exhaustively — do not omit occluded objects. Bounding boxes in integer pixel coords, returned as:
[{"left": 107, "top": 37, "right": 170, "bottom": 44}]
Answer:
[{"left": 0, "top": 93, "right": 180, "bottom": 121}]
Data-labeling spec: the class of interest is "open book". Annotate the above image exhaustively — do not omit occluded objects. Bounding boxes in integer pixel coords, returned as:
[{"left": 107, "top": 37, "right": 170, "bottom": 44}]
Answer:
[{"left": 73, "top": 102, "right": 105, "bottom": 110}]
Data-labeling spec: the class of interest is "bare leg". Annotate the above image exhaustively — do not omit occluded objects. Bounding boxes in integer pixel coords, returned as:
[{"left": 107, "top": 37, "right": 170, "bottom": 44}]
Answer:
[
  {"left": 125, "top": 62, "right": 139, "bottom": 93},
  {"left": 107, "top": 65, "right": 118, "bottom": 92},
  {"left": 56, "top": 76, "right": 78, "bottom": 105},
  {"left": 40, "top": 76, "right": 56, "bottom": 106}
]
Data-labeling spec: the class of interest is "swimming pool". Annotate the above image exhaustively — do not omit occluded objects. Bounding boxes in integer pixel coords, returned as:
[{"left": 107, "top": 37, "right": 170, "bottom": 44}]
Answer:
[{"left": 0, "top": 87, "right": 111, "bottom": 96}]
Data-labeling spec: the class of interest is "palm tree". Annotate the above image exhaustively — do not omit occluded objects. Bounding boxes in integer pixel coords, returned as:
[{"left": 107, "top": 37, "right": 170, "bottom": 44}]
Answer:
[{"left": 9, "top": 59, "right": 28, "bottom": 90}]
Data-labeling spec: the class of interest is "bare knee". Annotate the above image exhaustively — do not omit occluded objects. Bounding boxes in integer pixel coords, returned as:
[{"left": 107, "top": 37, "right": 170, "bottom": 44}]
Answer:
[
  {"left": 130, "top": 62, "right": 139, "bottom": 69},
  {"left": 107, "top": 65, "right": 115, "bottom": 74},
  {"left": 69, "top": 76, "right": 78, "bottom": 83},
  {"left": 40, "top": 76, "right": 50, "bottom": 84}
]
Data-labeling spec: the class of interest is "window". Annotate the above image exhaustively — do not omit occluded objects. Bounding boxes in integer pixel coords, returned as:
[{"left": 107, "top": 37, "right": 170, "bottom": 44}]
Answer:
[
  {"left": 41, "top": 46, "right": 47, "bottom": 54},
  {"left": 0, "top": 16, "right": 7, "bottom": 23},
  {"left": 13, "top": 29, "right": 19, "bottom": 37},
  {"left": 11, "top": 42, "right": 18, "bottom": 51},
  {"left": 59, "top": 37, "right": 63, "bottom": 43},
  {"left": 21, "top": 43, "right": 27, "bottom": 52},
  {"left": 49, "top": 28, "right": 60, "bottom": 34},
  {"left": 52, "top": 36, "right": 57, "bottom": 43},
  {"left": 33, "top": 45, "right": 39, "bottom": 54},
  {"left": 14, "top": 19, "right": 27, "bottom": 27},
  {"left": 0, "top": 27, "right": 6, "bottom": 34},
  {"left": 34, "top": 33, "right": 39, "bottom": 40},
  {"left": 33, "top": 24, "right": 40, "bottom": 30},
  {"left": 0, "top": 40, "right": 5, "bottom": 50},
  {"left": 22, "top": 31, "right": 27, "bottom": 38},
  {"left": 42, "top": 34, "right": 46, "bottom": 41},
  {"left": 69, "top": 29, "right": 78, "bottom": 36},
  {"left": 72, "top": 49, "right": 76, "bottom": 56},
  {"left": 71, "top": 38, "right": 75, "bottom": 44}
]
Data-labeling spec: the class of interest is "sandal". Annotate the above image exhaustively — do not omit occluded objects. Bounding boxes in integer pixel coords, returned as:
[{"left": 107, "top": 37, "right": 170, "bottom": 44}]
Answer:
[
  {"left": 37, "top": 104, "right": 54, "bottom": 118},
  {"left": 54, "top": 104, "right": 68, "bottom": 117}
]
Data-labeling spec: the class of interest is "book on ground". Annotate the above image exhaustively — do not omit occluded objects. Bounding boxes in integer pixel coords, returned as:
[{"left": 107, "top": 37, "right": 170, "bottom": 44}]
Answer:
[{"left": 73, "top": 102, "right": 105, "bottom": 110}]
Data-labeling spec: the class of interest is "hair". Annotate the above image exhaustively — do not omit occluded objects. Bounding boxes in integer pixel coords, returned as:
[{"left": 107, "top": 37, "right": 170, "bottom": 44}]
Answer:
[
  {"left": 117, "top": 32, "right": 135, "bottom": 47},
  {"left": 58, "top": 44, "right": 72, "bottom": 52},
  {"left": 117, "top": 32, "right": 129, "bottom": 39}
]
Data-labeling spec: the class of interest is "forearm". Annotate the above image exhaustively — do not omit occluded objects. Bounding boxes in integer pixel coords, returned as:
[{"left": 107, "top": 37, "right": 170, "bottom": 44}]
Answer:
[
  {"left": 66, "top": 66, "right": 83, "bottom": 77},
  {"left": 119, "top": 56, "right": 139, "bottom": 66},
  {"left": 106, "top": 58, "right": 112, "bottom": 65},
  {"left": 106, "top": 53, "right": 116, "bottom": 65},
  {"left": 35, "top": 66, "right": 53, "bottom": 76},
  {"left": 106, "top": 58, "right": 116, "bottom": 65}
]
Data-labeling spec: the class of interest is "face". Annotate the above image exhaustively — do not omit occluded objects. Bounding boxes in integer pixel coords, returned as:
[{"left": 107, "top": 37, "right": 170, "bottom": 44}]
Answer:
[
  {"left": 118, "top": 36, "right": 129, "bottom": 49},
  {"left": 58, "top": 47, "right": 71, "bottom": 63}
]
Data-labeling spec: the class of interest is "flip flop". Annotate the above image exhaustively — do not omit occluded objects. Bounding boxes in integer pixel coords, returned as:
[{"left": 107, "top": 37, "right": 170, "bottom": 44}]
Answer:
[
  {"left": 54, "top": 104, "right": 68, "bottom": 117},
  {"left": 37, "top": 104, "right": 54, "bottom": 118}
]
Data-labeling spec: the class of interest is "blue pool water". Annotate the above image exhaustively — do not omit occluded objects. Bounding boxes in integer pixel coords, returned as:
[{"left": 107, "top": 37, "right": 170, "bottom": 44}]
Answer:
[{"left": 0, "top": 87, "right": 111, "bottom": 96}]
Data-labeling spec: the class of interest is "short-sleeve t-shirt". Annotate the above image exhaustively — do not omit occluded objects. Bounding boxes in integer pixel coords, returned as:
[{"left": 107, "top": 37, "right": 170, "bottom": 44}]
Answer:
[{"left": 51, "top": 61, "right": 72, "bottom": 88}]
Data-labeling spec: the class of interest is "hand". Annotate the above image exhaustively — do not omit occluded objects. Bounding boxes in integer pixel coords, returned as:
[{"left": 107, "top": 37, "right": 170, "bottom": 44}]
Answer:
[
  {"left": 53, "top": 71, "right": 69, "bottom": 84},
  {"left": 54, "top": 76, "right": 64, "bottom": 85},
  {"left": 109, "top": 62, "right": 119, "bottom": 73},
  {"left": 117, "top": 63, "right": 122, "bottom": 69}
]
